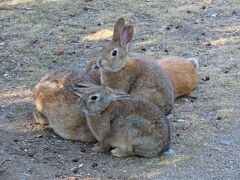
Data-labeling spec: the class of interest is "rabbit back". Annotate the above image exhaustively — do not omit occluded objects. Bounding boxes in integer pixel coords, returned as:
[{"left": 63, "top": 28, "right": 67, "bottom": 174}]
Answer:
[
  {"left": 158, "top": 56, "right": 198, "bottom": 98},
  {"left": 33, "top": 70, "right": 99, "bottom": 141}
]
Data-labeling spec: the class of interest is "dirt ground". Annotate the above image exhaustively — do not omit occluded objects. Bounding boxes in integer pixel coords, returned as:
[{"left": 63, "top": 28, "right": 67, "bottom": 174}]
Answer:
[{"left": 0, "top": 0, "right": 240, "bottom": 179}]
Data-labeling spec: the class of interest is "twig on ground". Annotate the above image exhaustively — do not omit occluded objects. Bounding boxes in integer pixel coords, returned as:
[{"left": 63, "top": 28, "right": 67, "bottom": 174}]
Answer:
[
  {"left": 228, "top": 29, "right": 240, "bottom": 35},
  {"left": 0, "top": 158, "right": 6, "bottom": 168},
  {"left": 0, "top": 7, "right": 32, "bottom": 11},
  {"left": 0, "top": 129, "right": 11, "bottom": 134}
]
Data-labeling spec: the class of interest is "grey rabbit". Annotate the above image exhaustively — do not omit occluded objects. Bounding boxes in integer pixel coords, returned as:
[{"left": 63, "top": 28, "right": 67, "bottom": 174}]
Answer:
[{"left": 73, "top": 83, "right": 170, "bottom": 157}]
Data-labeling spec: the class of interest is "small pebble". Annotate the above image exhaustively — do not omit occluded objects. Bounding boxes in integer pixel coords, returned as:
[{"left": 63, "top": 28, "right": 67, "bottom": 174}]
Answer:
[
  {"left": 30, "top": 39, "right": 38, "bottom": 44},
  {"left": 202, "top": 76, "right": 210, "bottom": 81},
  {"left": 56, "top": 50, "right": 63, "bottom": 56},
  {"left": 70, "top": 39, "right": 79, "bottom": 43},
  {"left": 0, "top": 106, "right": 4, "bottom": 112},
  {"left": 67, "top": 51, "right": 76, "bottom": 55},
  {"left": 69, "top": 14, "right": 75, "bottom": 17},
  {"left": 78, "top": 163, "right": 83, "bottom": 168},
  {"left": 175, "top": 25, "right": 182, "bottom": 29},
  {"left": 223, "top": 67, "right": 231, "bottom": 73},
  {"left": 72, "top": 158, "right": 79, "bottom": 162},
  {"left": 6, "top": 113, "right": 13, "bottom": 119},
  {"left": 166, "top": 26, "right": 170, "bottom": 30},
  {"left": 71, "top": 167, "right": 79, "bottom": 174},
  {"left": 231, "top": 10, "right": 237, "bottom": 15},
  {"left": 80, "top": 147, "right": 86, "bottom": 153},
  {"left": 92, "top": 162, "right": 98, "bottom": 168},
  {"left": 164, "top": 148, "right": 176, "bottom": 156},
  {"left": 167, "top": 114, "right": 173, "bottom": 120},
  {"left": 210, "top": 13, "right": 217, "bottom": 17},
  {"left": 221, "top": 140, "right": 231, "bottom": 145},
  {"left": 176, "top": 119, "right": 190, "bottom": 130},
  {"left": 27, "top": 153, "right": 34, "bottom": 157},
  {"left": 83, "top": 7, "right": 89, "bottom": 11},
  {"left": 206, "top": 42, "right": 211, "bottom": 46},
  {"left": 177, "top": 119, "right": 186, "bottom": 123}
]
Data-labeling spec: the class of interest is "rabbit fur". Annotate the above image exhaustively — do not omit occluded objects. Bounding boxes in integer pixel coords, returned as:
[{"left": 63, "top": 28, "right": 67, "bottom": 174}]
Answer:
[
  {"left": 73, "top": 84, "right": 170, "bottom": 158},
  {"left": 33, "top": 61, "right": 100, "bottom": 142},
  {"left": 97, "top": 18, "right": 174, "bottom": 115},
  {"left": 158, "top": 56, "right": 199, "bottom": 98}
]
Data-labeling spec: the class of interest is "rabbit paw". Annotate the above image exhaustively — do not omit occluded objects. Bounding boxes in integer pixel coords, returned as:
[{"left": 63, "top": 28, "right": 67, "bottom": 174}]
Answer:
[
  {"left": 92, "top": 143, "right": 110, "bottom": 152},
  {"left": 111, "top": 148, "right": 130, "bottom": 157}
]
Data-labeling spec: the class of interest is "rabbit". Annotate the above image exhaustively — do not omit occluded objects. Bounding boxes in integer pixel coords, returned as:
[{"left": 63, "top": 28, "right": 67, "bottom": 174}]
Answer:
[
  {"left": 97, "top": 18, "right": 174, "bottom": 115},
  {"left": 33, "top": 60, "right": 101, "bottom": 142},
  {"left": 158, "top": 56, "right": 199, "bottom": 98},
  {"left": 72, "top": 83, "right": 170, "bottom": 158},
  {"left": 89, "top": 56, "right": 198, "bottom": 99}
]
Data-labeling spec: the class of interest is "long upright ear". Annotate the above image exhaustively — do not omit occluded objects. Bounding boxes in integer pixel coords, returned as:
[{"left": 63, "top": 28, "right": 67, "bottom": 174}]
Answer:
[
  {"left": 112, "top": 18, "right": 125, "bottom": 42},
  {"left": 120, "top": 25, "right": 134, "bottom": 47}
]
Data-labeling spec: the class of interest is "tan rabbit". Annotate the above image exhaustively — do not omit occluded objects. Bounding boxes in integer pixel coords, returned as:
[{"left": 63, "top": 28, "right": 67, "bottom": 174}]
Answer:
[
  {"left": 33, "top": 60, "right": 101, "bottom": 142},
  {"left": 158, "top": 56, "right": 199, "bottom": 98},
  {"left": 72, "top": 83, "right": 170, "bottom": 158},
  {"left": 97, "top": 18, "right": 174, "bottom": 115},
  {"left": 89, "top": 57, "right": 198, "bottom": 99}
]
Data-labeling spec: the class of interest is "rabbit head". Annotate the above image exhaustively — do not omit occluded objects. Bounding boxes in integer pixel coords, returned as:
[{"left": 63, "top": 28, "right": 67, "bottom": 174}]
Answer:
[
  {"left": 97, "top": 18, "right": 134, "bottom": 72},
  {"left": 85, "top": 58, "right": 101, "bottom": 84},
  {"left": 72, "top": 83, "right": 131, "bottom": 115}
]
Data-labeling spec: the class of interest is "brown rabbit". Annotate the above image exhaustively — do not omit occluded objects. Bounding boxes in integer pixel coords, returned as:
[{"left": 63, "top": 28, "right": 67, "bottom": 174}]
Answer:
[
  {"left": 158, "top": 56, "right": 199, "bottom": 98},
  {"left": 89, "top": 57, "right": 198, "bottom": 99},
  {"left": 72, "top": 83, "right": 170, "bottom": 158},
  {"left": 97, "top": 18, "right": 174, "bottom": 115},
  {"left": 33, "top": 60, "right": 101, "bottom": 142}
]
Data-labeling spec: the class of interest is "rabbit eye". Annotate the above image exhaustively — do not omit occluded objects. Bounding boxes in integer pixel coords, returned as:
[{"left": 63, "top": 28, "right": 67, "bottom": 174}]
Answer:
[
  {"left": 90, "top": 95, "right": 98, "bottom": 101},
  {"left": 111, "top": 50, "right": 117, "bottom": 56}
]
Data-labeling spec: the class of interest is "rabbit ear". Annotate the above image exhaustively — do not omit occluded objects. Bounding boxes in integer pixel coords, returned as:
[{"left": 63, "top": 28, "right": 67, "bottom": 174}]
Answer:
[
  {"left": 120, "top": 25, "right": 134, "bottom": 47},
  {"left": 69, "top": 82, "right": 96, "bottom": 96},
  {"left": 112, "top": 18, "right": 125, "bottom": 42},
  {"left": 113, "top": 93, "right": 133, "bottom": 100},
  {"left": 109, "top": 89, "right": 133, "bottom": 100},
  {"left": 74, "top": 82, "right": 96, "bottom": 88}
]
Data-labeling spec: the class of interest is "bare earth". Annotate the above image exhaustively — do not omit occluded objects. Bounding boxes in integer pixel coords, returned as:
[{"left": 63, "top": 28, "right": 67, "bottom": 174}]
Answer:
[{"left": 0, "top": 0, "right": 240, "bottom": 179}]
